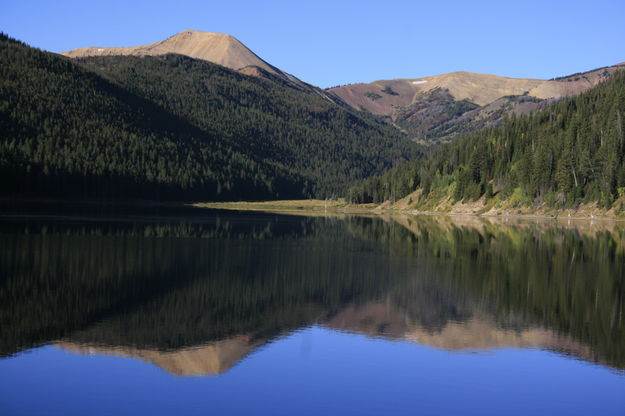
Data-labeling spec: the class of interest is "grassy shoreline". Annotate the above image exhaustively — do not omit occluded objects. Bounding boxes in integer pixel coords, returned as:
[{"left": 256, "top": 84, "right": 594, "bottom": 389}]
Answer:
[
  {"left": 2, "top": 196, "right": 622, "bottom": 222},
  {"left": 192, "top": 199, "right": 625, "bottom": 221}
]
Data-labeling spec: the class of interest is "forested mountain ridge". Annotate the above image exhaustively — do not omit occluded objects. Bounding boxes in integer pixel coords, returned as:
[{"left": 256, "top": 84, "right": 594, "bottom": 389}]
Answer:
[
  {"left": 75, "top": 53, "right": 416, "bottom": 196},
  {"left": 0, "top": 34, "right": 418, "bottom": 201},
  {"left": 348, "top": 70, "right": 625, "bottom": 212},
  {"left": 0, "top": 34, "right": 304, "bottom": 200},
  {"left": 67, "top": 29, "right": 625, "bottom": 149}
]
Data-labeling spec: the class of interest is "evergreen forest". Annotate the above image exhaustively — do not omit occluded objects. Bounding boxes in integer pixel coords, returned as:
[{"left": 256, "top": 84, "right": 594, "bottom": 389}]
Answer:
[
  {"left": 4, "top": 30, "right": 625, "bottom": 210},
  {"left": 0, "top": 34, "right": 418, "bottom": 201},
  {"left": 349, "top": 70, "right": 625, "bottom": 210}
]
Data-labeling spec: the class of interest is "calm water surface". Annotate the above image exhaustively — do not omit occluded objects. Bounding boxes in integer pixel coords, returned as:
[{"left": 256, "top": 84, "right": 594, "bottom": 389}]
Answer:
[{"left": 0, "top": 208, "right": 624, "bottom": 415}]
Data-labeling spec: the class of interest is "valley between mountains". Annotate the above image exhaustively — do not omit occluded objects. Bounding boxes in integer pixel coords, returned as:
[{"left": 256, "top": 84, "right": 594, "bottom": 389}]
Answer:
[{"left": 2, "top": 29, "right": 624, "bottom": 217}]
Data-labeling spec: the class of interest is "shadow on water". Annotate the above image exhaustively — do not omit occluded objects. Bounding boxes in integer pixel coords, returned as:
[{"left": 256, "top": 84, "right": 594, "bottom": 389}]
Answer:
[{"left": 0, "top": 209, "right": 623, "bottom": 375}]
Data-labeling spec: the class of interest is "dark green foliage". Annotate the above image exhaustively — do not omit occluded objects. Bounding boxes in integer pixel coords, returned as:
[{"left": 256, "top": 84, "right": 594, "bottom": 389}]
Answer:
[
  {"left": 0, "top": 34, "right": 418, "bottom": 201},
  {"left": 350, "top": 70, "right": 625, "bottom": 207},
  {"left": 381, "top": 86, "right": 399, "bottom": 96},
  {"left": 364, "top": 91, "right": 383, "bottom": 101},
  {"left": 77, "top": 53, "right": 418, "bottom": 197},
  {"left": 351, "top": 216, "right": 625, "bottom": 369},
  {"left": 0, "top": 34, "right": 302, "bottom": 200},
  {"left": 348, "top": 160, "right": 421, "bottom": 203}
]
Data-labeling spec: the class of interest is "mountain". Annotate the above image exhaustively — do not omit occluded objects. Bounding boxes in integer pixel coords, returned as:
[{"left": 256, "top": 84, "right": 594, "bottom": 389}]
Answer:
[
  {"left": 62, "top": 29, "right": 335, "bottom": 100},
  {"left": 63, "top": 29, "right": 287, "bottom": 78},
  {"left": 0, "top": 34, "right": 302, "bottom": 200},
  {"left": 348, "top": 69, "right": 625, "bottom": 211},
  {"left": 6, "top": 29, "right": 622, "bottom": 203},
  {"left": 329, "top": 65, "right": 625, "bottom": 144},
  {"left": 72, "top": 52, "right": 417, "bottom": 197},
  {"left": 0, "top": 33, "right": 417, "bottom": 200}
]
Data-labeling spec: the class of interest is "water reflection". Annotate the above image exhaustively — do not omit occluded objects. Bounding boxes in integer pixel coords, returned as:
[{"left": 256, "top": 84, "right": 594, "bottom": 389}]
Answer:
[
  {"left": 56, "top": 336, "right": 260, "bottom": 376},
  {"left": 1, "top": 212, "right": 624, "bottom": 376}
]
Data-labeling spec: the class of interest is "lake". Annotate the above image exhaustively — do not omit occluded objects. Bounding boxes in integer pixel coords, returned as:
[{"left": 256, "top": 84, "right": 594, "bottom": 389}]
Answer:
[{"left": 1, "top": 207, "right": 624, "bottom": 415}]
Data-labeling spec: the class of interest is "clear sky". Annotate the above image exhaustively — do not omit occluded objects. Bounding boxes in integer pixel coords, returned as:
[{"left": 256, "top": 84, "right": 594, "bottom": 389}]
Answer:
[{"left": 1, "top": 0, "right": 624, "bottom": 88}]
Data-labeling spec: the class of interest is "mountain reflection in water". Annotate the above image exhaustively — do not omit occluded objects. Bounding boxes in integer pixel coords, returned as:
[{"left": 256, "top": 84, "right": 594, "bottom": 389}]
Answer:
[{"left": 1, "top": 211, "right": 624, "bottom": 376}]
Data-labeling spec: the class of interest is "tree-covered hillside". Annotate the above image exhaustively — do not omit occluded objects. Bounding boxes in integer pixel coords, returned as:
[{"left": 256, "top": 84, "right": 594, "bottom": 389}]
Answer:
[
  {"left": 77, "top": 53, "right": 418, "bottom": 197},
  {"left": 349, "top": 70, "right": 625, "bottom": 210},
  {"left": 0, "top": 34, "right": 418, "bottom": 201},
  {"left": 0, "top": 34, "right": 309, "bottom": 200},
  {"left": 394, "top": 89, "right": 549, "bottom": 146}
]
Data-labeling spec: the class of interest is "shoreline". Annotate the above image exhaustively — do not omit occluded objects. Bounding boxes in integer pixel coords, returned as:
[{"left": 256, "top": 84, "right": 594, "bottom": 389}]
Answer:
[
  {"left": 192, "top": 200, "right": 625, "bottom": 222},
  {"left": 1, "top": 197, "right": 622, "bottom": 223}
]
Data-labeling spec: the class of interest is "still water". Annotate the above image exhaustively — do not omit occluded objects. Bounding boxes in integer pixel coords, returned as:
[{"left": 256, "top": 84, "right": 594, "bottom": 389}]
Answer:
[{"left": 0, "top": 208, "right": 624, "bottom": 415}]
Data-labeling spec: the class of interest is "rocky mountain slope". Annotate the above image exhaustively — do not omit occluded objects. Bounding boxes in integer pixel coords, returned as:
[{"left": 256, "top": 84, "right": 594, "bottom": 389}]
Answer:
[
  {"left": 63, "top": 30, "right": 285, "bottom": 77},
  {"left": 329, "top": 64, "right": 625, "bottom": 143},
  {"left": 62, "top": 29, "right": 335, "bottom": 100}
]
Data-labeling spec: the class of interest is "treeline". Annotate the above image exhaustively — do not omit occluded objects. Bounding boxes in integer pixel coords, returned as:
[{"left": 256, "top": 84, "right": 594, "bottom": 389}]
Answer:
[
  {"left": 0, "top": 34, "right": 418, "bottom": 201},
  {"left": 349, "top": 70, "right": 625, "bottom": 209}
]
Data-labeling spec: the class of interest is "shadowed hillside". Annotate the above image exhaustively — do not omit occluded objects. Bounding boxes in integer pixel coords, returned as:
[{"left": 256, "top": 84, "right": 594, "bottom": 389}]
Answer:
[{"left": 0, "top": 34, "right": 418, "bottom": 201}]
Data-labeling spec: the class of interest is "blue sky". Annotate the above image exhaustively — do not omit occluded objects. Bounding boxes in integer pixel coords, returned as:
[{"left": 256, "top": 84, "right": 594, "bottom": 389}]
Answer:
[{"left": 1, "top": 0, "right": 624, "bottom": 87}]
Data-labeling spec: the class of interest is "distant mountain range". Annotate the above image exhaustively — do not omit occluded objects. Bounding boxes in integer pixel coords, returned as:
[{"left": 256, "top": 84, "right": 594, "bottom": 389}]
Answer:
[
  {"left": 1, "top": 29, "right": 623, "bottom": 202},
  {"left": 328, "top": 64, "right": 625, "bottom": 144},
  {"left": 64, "top": 30, "right": 624, "bottom": 146}
]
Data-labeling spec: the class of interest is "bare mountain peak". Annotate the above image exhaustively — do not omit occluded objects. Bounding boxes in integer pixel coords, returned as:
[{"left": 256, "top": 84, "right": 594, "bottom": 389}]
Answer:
[
  {"left": 170, "top": 29, "right": 237, "bottom": 42},
  {"left": 330, "top": 63, "right": 625, "bottom": 116},
  {"left": 62, "top": 29, "right": 284, "bottom": 77}
]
